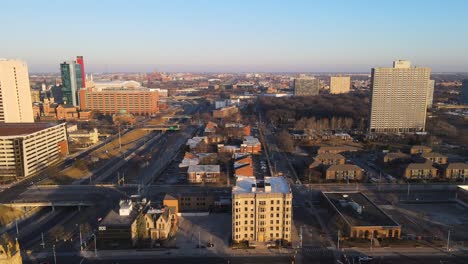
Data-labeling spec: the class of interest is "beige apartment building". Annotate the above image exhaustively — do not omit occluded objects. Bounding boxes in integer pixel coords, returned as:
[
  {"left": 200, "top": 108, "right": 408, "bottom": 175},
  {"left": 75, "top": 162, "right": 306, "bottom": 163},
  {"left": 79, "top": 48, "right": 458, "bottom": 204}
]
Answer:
[
  {"left": 330, "top": 76, "right": 351, "bottom": 94},
  {"left": 232, "top": 176, "right": 292, "bottom": 245},
  {"left": 0, "top": 59, "right": 34, "bottom": 123},
  {"left": 369, "top": 60, "right": 431, "bottom": 133},
  {"left": 0, "top": 123, "right": 68, "bottom": 179}
]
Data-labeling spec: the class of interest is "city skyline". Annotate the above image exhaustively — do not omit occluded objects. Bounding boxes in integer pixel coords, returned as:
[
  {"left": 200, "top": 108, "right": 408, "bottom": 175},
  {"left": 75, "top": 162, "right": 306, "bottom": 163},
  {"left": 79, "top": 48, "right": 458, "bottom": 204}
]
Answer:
[{"left": 2, "top": 0, "right": 468, "bottom": 72}]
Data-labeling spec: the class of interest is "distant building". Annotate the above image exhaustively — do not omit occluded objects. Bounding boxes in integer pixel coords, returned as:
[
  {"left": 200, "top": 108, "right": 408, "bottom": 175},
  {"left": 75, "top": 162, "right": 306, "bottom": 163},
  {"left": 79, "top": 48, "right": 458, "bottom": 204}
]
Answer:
[
  {"left": 79, "top": 85, "right": 159, "bottom": 116},
  {"left": 0, "top": 123, "right": 68, "bottom": 179},
  {"left": 60, "top": 60, "right": 83, "bottom": 106},
  {"left": 31, "top": 90, "right": 41, "bottom": 103},
  {"left": 382, "top": 152, "right": 411, "bottom": 164},
  {"left": 404, "top": 162, "right": 438, "bottom": 179},
  {"left": 317, "top": 146, "right": 358, "bottom": 155},
  {"left": 421, "top": 152, "right": 448, "bottom": 165},
  {"left": 68, "top": 128, "right": 100, "bottom": 145},
  {"left": 294, "top": 77, "right": 319, "bottom": 96},
  {"left": 321, "top": 192, "right": 401, "bottom": 239},
  {"left": 330, "top": 76, "right": 350, "bottom": 94},
  {"left": 76, "top": 56, "right": 86, "bottom": 88},
  {"left": 369, "top": 60, "right": 430, "bottom": 133},
  {"left": 427, "top": 80, "right": 435, "bottom": 108},
  {"left": 409, "top": 145, "right": 432, "bottom": 155},
  {"left": 232, "top": 176, "right": 292, "bottom": 244},
  {"left": 187, "top": 165, "right": 221, "bottom": 184},
  {"left": 462, "top": 79, "right": 468, "bottom": 105},
  {"left": 240, "top": 136, "right": 262, "bottom": 154},
  {"left": 0, "top": 59, "right": 34, "bottom": 123},
  {"left": 313, "top": 153, "right": 346, "bottom": 166},
  {"left": 213, "top": 106, "right": 239, "bottom": 118}
]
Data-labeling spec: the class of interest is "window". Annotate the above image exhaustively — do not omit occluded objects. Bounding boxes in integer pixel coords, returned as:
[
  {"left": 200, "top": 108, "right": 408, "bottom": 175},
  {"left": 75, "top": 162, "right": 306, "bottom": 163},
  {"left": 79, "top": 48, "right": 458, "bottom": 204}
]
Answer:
[
  {"left": 259, "top": 201, "right": 266, "bottom": 205},
  {"left": 270, "top": 200, "right": 274, "bottom": 205},
  {"left": 244, "top": 201, "right": 248, "bottom": 205}
]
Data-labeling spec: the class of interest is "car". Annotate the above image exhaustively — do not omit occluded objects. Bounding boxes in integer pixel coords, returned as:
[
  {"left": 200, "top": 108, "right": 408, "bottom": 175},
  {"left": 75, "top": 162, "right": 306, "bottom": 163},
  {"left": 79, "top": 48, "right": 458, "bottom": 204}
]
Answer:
[{"left": 207, "top": 242, "right": 214, "bottom": 247}]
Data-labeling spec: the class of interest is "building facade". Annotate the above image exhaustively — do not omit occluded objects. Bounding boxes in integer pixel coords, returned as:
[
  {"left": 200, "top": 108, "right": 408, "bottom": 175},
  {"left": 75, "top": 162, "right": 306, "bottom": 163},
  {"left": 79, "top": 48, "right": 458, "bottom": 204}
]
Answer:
[
  {"left": 187, "top": 165, "right": 221, "bottom": 183},
  {"left": 294, "top": 77, "right": 319, "bottom": 96},
  {"left": 0, "top": 59, "right": 34, "bottom": 123},
  {"left": 404, "top": 163, "right": 438, "bottom": 179},
  {"left": 232, "top": 176, "right": 292, "bottom": 244},
  {"left": 427, "top": 80, "right": 435, "bottom": 108},
  {"left": 79, "top": 87, "right": 159, "bottom": 115},
  {"left": 76, "top": 56, "right": 86, "bottom": 88},
  {"left": 325, "top": 164, "right": 364, "bottom": 181},
  {"left": 445, "top": 163, "right": 468, "bottom": 180},
  {"left": 0, "top": 123, "right": 68, "bottom": 179},
  {"left": 369, "top": 60, "right": 431, "bottom": 133},
  {"left": 60, "top": 61, "right": 83, "bottom": 106},
  {"left": 330, "top": 76, "right": 351, "bottom": 94}
]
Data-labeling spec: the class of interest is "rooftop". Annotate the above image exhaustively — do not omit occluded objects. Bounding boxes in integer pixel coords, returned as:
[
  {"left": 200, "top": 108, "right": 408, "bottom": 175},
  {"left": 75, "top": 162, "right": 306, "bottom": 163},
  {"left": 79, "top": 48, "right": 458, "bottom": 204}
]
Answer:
[
  {"left": 421, "top": 152, "right": 448, "bottom": 158},
  {"left": 406, "top": 162, "right": 436, "bottom": 170},
  {"left": 233, "top": 176, "right": 290, "bottom": 194},
  {"left": 0, "top": 122, "right": 62, "bottom": 137},
  {"left": 447, "top": 163, "right": 468, "bottom": 170},
  {"left": 323, "top": 192, "right": 400, "bottom": 227},
  {"left": 100, "top": 208, "right": 138, "bottom": 227},
  {"left": 315, "top": 153, "right": 346, "bottom": 160},
  {"left": 187, "top": 165, "right": 220, "bottom": 173},
  {"left": 327, "top": 164, "right": 363, "bottom": 171}
]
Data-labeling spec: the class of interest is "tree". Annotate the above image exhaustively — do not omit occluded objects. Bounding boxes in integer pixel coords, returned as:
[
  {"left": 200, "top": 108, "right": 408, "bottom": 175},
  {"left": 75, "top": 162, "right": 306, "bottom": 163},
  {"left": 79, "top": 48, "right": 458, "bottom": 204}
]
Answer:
[{"left": 276, "top": 130, "right": 295, "bottom": 153}]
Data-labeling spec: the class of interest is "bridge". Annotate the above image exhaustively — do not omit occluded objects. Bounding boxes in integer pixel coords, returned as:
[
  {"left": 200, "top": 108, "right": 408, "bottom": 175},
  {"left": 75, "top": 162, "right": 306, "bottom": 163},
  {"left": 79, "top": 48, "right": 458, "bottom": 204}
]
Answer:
[{"left": 4, "top": 200, "right": 93, "bottom": 208}]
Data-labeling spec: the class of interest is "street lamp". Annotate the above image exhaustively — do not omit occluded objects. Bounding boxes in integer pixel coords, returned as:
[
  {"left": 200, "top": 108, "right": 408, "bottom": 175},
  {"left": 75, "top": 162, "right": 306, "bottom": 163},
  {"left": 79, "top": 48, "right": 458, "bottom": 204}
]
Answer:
[{"left": 91, "top": 233, "right": 97, "bottom": 256}]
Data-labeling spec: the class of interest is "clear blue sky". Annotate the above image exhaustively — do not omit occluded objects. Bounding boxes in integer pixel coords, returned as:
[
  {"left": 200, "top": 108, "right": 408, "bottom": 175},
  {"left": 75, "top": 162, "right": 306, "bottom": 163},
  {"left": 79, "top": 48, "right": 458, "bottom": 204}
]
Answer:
[{"left": 2, "top": 0, "right": 468, "bottom": 72}]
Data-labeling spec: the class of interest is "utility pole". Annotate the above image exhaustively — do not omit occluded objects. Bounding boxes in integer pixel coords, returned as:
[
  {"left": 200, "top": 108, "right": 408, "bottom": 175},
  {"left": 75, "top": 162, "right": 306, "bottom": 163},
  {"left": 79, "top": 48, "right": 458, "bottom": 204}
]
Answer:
[
  {"left": 79, "top": 225, "right": 83, "bottom": 251},
  {"left": 53, "top": 244, "right": 57, "bottom": 264},
  {"left": 41, "top": 232, "right": 45, "bottom": 249},
  {"left": 337, "top": 230, "right": 340, "bottom": 250},
  {"left": 407, "top": 182, "right": 410, "bottom": 200},
  {"left": 300, "top": 225, "right": 303, "bottom": 248},
  {"left": 447, "top": 230, "right": 451, "bottom": 251}
]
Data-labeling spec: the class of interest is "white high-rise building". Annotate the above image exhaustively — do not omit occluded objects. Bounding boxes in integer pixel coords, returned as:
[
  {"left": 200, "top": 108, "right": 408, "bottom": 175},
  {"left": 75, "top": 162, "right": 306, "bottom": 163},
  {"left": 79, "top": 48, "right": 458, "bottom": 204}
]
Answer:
[
  {"left": 0, "top": 59, "right": 34, "bottom": 123},
  {"left": 369, "top": 60, "right": 431, "bottom": 133}
]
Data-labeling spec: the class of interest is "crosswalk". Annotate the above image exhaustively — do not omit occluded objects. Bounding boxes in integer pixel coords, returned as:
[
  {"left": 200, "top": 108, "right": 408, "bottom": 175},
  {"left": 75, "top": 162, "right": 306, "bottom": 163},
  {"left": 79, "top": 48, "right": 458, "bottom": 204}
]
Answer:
[{"left": 302, "top": 247, "right": 334, "bottom": 257}]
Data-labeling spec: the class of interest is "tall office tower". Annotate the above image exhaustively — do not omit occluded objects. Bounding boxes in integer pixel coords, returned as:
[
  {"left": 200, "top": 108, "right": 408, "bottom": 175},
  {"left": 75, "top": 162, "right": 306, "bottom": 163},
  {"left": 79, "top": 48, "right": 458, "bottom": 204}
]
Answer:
[
  {"left": 232, "top": 176, "right": 292, "bottom": 244},
  {"left": 294, "top": 77, "right": 320, "bottom": 96},
  {"left": 76, "top": 56, "right": 86, "bottom": 88},
  {"left": 330, "top": 76, "right": 351, "bottom": 94},
  {"left": 0, "top": 59, "right": 34, "bottom": 123},
  {"left": 462, "top": 80, "right": 468, "bottom": 105},
  {"left": 60, "top": 61, "right": 82, "bottom": 106},
  {"left": 427, "top": 80, "right": 435, "bottom": 108},
  {"left": 369, "top": 60, "right": 431, "bottom": 133}
]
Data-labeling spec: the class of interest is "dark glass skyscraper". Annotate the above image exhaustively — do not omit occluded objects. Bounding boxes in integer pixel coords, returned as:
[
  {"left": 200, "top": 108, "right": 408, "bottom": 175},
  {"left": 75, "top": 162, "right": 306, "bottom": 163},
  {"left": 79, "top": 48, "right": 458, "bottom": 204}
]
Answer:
[{"left": 60, "top": 61, "right": 82, "bottom": 106}]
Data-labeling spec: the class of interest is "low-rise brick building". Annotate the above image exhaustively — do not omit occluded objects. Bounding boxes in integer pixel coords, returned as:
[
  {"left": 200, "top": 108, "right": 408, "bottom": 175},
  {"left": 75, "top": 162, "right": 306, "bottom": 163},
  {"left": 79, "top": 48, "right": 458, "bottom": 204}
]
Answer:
[
  {"left": 404, "top": 162, "right": 438, "bottom": 179},
  {"left": 187, "top": 165, "right": 221, "bottom": 183},
  {"left": 421, "top": 152, "right": 448, "bottom": 165},
  {"left": 445, "top": 163, "right": 468, "bottom": 180},
  {"left": 325, "top": 164, "right": 364, "bottom": 181},
  {"left": 314, "top": 153, "right": 346, "bottom": 165},
  {"left": 409, "top": 145, "right": 432, "bottom": 155}
]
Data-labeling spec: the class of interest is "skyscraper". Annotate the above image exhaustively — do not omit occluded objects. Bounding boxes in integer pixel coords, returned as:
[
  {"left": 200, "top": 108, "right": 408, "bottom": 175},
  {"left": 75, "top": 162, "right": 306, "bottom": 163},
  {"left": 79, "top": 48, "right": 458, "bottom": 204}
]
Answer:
[
  {"left": 294, "top": 77, "right": 319, "bottom": 96},
  {"left": 369, "top": 60, "right": 430, "bottom": 133},
  {"left": 330, "top": 76, "right": 351, "bottom": 94},
  {"left": 60, "top": 61, "right": 82, "bottom": 106},
  {"left": 427, "top": 80, "right": 435, "bottom": 108},
  {"left": 76, "top": 56, "right": 86, "bottom": 88},
  {"left": 462, "top": 79, "right": 468, "bottom": 105},
  {"left": 0, "top": 59, "right": 34, "bottom": 123}
]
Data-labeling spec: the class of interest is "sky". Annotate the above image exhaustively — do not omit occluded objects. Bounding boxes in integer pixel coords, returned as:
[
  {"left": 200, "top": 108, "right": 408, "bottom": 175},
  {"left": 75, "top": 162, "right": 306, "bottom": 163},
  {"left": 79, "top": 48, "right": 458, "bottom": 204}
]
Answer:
[{"left": 2, "top": 0, "right": 468, "bottom": 73}]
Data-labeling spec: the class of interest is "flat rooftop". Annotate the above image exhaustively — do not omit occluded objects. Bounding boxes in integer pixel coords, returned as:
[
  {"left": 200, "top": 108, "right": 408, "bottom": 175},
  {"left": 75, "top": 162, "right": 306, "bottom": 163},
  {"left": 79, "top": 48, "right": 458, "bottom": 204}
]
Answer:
[
  {"left": 323, "top": 192, "right": 399, "bottom": 227},
  {"left": 0, "top": 122, "right": 61, "bottom": 137},
  {"left": 233, "top": 176, "right": 290, "bottom": 195},
  {"left": 187, "top": 165, "right": 220, "bottom": 173}
]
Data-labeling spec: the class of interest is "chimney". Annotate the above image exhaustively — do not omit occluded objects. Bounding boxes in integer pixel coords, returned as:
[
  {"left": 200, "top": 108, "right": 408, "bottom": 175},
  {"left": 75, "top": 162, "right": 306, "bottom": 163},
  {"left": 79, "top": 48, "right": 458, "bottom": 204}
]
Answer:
[
  {"left": 265, "top": 182, "right": 272, "bottom": 193},
  {"left": 251, "top": 183, "right": 256, "bottom": 192}
]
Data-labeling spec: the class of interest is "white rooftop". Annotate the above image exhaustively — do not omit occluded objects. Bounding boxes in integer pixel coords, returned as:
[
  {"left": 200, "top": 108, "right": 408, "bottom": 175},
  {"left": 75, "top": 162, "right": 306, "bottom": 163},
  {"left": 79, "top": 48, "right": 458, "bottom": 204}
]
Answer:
[
  {"left": 187, "top": 165, "right": 220, "bottom": 173},
  {"left": 233, "top": 176, "right": 290, "bottom": 194}
]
